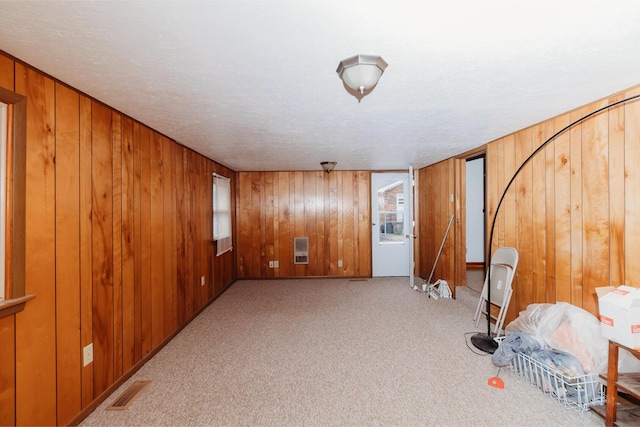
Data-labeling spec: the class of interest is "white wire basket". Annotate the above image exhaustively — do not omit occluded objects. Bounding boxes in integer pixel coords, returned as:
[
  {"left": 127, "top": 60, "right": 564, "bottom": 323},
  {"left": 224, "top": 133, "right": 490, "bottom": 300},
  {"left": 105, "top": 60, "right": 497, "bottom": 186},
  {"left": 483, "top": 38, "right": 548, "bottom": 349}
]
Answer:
[{"left": 508, "top": 351, "right": 605, "bottom": 411}]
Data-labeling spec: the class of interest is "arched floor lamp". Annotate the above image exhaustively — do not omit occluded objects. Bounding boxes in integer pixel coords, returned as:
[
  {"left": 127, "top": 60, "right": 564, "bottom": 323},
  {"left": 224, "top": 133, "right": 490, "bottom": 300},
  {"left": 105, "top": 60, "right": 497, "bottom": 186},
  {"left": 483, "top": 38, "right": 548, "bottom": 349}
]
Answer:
[{"left": 471, "top": 93, "right": 640, "bottom": 354}]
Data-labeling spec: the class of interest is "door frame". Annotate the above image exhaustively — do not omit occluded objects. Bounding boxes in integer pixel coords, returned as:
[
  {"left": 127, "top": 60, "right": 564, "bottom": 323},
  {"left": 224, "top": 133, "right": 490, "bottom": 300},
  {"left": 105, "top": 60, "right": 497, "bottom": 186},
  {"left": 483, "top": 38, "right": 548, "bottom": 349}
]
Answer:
[
  {"left": 371, "top": 171, "right": 412, "bottom": 277},
  {"left": 454, "top": 147, "right": 488, "bottom": 292}
]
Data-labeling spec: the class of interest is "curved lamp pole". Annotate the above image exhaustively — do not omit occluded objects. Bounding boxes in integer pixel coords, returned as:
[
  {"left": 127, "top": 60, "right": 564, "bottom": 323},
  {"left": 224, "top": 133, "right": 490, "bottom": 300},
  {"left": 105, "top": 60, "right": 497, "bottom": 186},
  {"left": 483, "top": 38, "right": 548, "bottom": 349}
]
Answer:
[{"left": 471, "top": 93, "right": 640, "bottom": 354}]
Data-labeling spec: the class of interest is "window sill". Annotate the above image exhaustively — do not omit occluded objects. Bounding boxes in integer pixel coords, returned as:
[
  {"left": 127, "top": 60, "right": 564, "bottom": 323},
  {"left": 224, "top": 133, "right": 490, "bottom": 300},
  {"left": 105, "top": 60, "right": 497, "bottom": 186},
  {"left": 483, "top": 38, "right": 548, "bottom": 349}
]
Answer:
[{"left": 0, "top": 294, "right": 35, "bottom": 319}]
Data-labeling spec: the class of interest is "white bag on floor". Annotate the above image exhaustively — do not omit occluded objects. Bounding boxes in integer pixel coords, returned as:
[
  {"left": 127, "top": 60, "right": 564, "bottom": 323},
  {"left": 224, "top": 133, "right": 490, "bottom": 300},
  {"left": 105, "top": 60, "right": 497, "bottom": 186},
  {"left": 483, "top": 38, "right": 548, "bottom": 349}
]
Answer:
[{"left": 428, "top": 279, "right": 452, "bottom": 299}]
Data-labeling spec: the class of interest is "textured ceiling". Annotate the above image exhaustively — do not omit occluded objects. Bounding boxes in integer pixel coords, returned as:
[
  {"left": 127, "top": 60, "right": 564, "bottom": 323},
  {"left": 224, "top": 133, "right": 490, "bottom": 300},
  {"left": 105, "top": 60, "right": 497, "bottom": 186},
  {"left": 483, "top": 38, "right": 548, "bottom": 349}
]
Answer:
[{"left": 1, "top": 1, "right": 640, "bottom": 172}]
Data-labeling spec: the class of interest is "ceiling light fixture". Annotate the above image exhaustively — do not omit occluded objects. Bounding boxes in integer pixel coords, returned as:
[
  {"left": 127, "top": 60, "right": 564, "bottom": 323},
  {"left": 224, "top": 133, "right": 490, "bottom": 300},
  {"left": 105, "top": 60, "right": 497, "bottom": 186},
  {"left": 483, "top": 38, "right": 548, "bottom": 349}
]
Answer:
[
  {"left": 320, "top": 161, "right": 337, "bottom": 174},
  {"left": 336, "top": 54, "right": 388, "bottom": 102}
]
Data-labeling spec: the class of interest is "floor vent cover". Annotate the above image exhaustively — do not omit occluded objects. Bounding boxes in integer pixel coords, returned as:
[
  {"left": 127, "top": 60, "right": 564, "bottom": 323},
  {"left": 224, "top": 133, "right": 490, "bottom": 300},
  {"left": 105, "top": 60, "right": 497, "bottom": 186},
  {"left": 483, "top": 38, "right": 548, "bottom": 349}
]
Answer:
[{"left": 106, "top": 380, "right": 152, "bottom": 410}]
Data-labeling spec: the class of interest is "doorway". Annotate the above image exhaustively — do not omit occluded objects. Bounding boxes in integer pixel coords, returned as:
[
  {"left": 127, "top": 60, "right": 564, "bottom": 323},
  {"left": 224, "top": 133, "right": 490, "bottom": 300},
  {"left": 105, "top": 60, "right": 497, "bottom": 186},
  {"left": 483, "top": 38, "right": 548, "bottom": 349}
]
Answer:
[
  {"left": 371, "top": 172, "right": 411, "bottom": 277},
  {"left": 465, "top": 155, "right": 485, "bottom": 293}
]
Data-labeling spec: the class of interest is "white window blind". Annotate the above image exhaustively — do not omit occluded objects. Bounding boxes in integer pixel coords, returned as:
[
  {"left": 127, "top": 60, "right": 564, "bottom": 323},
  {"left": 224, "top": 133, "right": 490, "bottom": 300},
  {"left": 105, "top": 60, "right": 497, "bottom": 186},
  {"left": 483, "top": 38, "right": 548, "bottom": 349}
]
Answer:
[{"left": 213, "top": 173, "right": 232, "bottom": 256}]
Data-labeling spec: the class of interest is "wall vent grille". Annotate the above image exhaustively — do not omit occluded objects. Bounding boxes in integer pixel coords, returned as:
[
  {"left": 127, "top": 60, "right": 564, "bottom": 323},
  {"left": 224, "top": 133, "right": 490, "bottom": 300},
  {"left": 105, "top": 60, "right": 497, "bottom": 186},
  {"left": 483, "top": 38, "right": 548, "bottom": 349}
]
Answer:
[{"left": 294, "top": 237, "right": 309, "bottom": 264}]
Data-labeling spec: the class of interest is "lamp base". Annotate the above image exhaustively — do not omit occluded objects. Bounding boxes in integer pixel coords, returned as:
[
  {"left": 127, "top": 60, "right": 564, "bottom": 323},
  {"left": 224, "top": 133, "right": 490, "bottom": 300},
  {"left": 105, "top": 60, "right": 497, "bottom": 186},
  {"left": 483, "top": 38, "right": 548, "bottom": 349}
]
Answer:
[{"left": 471, "top": 333, "right": 498, "bottom": 354}]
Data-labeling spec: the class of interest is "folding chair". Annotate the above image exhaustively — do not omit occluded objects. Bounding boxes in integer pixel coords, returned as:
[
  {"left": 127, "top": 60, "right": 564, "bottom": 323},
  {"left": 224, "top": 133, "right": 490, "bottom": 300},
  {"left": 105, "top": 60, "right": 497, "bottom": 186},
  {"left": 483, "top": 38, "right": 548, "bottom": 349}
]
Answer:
[{"left": 473, "top": 247, "right": 519, "bottom": 337}]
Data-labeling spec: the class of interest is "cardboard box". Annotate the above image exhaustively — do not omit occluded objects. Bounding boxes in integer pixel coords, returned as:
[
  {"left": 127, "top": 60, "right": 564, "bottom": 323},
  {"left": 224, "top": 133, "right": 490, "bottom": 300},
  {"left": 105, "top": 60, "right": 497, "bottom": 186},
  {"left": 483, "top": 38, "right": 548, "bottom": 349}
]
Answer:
[{"left": 596, "top": 285, "right": 640, "bottom": 350}]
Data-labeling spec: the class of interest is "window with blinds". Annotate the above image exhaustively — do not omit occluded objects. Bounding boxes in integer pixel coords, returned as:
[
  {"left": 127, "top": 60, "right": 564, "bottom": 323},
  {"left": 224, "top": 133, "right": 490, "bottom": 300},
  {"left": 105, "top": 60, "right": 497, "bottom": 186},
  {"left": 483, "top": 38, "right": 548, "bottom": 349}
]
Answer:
[{"left": 212, "top": 173, "right": 232, "bottom": 256}]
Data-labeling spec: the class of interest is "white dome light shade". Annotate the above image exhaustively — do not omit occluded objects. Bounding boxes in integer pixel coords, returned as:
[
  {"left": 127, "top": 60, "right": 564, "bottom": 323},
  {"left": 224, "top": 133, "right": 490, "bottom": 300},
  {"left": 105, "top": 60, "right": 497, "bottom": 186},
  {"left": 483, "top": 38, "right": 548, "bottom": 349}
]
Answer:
[{"left": 336, "top": 54, "right": 388, "bottom": 102}]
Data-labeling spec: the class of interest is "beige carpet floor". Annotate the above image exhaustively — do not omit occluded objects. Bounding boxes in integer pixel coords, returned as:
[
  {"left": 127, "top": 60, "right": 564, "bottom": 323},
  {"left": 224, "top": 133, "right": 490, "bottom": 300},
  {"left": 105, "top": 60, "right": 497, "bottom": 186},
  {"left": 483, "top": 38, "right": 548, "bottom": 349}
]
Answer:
[{"left": 80, "top": 278, "right": 602, "bottom": 426}]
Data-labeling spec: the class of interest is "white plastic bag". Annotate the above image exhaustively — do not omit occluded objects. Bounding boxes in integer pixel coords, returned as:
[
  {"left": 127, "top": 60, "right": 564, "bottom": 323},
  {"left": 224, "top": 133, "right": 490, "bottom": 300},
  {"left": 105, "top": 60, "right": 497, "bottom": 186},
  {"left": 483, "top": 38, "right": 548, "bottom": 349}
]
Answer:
[{"left": 505, "top": 302, "right": 640, "bottom": 374}]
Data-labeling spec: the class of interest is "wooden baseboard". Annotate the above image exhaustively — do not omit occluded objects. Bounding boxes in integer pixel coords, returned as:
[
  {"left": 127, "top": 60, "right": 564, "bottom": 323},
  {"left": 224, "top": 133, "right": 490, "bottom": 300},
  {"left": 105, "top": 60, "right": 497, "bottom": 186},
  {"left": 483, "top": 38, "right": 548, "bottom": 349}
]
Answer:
[{"left": 466, "top": 262, "right": 484, "bottom": 270}]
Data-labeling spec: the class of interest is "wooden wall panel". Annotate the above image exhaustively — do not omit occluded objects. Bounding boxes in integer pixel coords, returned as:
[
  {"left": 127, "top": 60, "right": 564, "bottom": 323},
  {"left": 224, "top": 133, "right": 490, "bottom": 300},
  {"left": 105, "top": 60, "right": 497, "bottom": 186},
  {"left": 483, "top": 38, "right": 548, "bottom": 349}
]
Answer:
[
  {"left": 139, "top": 125, "right": 152, "bottom": 356},
  {"left": 304, "top": 172, "right": 317, "bottom": 275},
  {"left": 0, "top": 52, "right": 14, "bottom": 425},
  {"left": 553, "top": 113, "right": 571, "bottom": 304},
  {"left": 201, "top": 157, "right": 208, "bottom": 299},
  {"left": 185, "top": 151, "right": 195, "bottom": 312},
  {"left": 13, "top": 67, "right": 51, "bottom": 419},
  {"left": 277, "top": 173, "right": 291, "bottom": 277},
  {"left": 294, "top": 172, "right": 304, "bottom": 276},
  {"left": 568, "top": 105, "right": 585, "bottom": 308},
  {"left": 609, "top": 93, "right": 625, "bottom": 288},
  {"left": 91, "top": 100, "right": 114, "bottom": 396},
  {"left": 237, "top": 172, "right": 251, "bottom": 278},
  {"left": 514, "top": 128, "right": 533, "bottom": 317},
  {"left": 236, "top": 170, "right": 371, "bottom": 278},
  {"left": 328, "top": 173, "right": 337, "bottom": 275},
  {"left": 204, "top": 161, "right": 212, "bottom": 300},
  {"left": 357, "top": 171, "right": 371, "bottom": 276},
  {"left": 415, "top": 85, "right": 640, "bottom": 326},
  {"left": 251, "top": 173, "right": 267, "bottom": 277},
  {"left": 316, "top": 172, "right": 325, "bottom": 275},
  {"left": 171, "top": 145, "right": 180, "bottom": 325},
  {"left": 265, "top": 172, "right": 275, "bottom": 277},
  {"left": 342, "top": 172, "right": 354, "bottom": 276},
  {"left": 111, "top": 112, "right": 124, "bottom": 380},
  {"left": 197, "top": 156, "right": 207, "bottom": 305},
  {"left": 121, "top": 116, "right": 135, "bottom": 373},
  {"left": 2, "top": 54, "right": 237, "bottom": 426},
  {"left": 79, "top": 95, "right": 94, "bottom": 409},
  {"left": 162, "top": 136, "right": 175, "bottom": 335},
  {"left": 625, "top": 87, "right": 640, "bottom": 287},
  {"left": 150, "top": 131, "right": 164, "bottom": 348},
  {"left": 543, "top": 122, "right": 556, "bottom": 303},
  {"left": 0, "top": 316, "right": 14, "bottom": 426},
  {"left": 174, "top": 146, "right": 186, "bottom": 325},
  {"left": 417, "top": 160, "right": 456, "bottom": 285},
  {"left": 471, "top": 86, "right": 640, "bottom": 324},
  {"left": 581, "top": 101, "right": 609, "bottom": 314},
  {"left": 503, "top": 135, "right": 517, "bottom": 251},
  {"left": 54, "top": 83, "right": 81, "bottom": 426},
  {"left": 322, "top": 172, "right": 332, "bottom": 274},
  {"left": 15, "top": 63, "right": 57, "bottom": 426},
  {"left": 453, "top": 159, "right": 465, "bottom": 291},
  {"left": 183, "top": 150, "right": 194, "bottom": 318},
  {"left": 0, "top": 54, "right": 13, "bottom": 89}
]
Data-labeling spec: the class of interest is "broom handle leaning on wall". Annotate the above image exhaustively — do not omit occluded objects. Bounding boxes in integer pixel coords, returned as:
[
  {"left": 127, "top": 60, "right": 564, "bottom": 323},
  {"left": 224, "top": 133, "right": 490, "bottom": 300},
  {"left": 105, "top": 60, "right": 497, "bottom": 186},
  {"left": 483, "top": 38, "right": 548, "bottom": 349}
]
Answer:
[{"left": 426, "top": 215, "right": 455, "bottom": 286}]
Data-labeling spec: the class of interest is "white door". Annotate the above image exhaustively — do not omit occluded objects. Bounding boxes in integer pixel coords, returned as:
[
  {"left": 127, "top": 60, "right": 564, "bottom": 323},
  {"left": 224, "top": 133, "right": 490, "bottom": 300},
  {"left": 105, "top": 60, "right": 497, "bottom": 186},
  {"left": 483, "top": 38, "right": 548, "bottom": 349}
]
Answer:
[{"left": 372, "top": 172, "right": 411, "bottom": 277}]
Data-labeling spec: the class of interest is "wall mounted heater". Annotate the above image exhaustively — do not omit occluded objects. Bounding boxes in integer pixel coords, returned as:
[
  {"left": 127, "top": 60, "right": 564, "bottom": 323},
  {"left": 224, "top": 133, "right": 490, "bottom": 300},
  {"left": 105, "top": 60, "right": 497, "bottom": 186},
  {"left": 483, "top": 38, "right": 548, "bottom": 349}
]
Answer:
[{"left": 294, "top": 237, "right": 309, "bottom": 264}]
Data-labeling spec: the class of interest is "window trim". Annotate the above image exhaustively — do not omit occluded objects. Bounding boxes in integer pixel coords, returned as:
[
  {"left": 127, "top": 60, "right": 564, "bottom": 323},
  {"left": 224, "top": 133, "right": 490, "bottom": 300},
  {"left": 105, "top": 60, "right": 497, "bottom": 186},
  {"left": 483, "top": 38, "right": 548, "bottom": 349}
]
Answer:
[
  {"left": 212, "top": 173, "right": 232, "bottom": 256},
  {"left": 0, "top": 87, "right": 30, "bottom": 319}
]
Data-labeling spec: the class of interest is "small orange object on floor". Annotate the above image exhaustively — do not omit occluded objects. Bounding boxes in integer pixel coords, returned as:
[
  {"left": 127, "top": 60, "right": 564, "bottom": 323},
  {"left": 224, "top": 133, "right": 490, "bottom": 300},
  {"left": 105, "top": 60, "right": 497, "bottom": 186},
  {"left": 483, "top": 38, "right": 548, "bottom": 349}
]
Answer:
[{"left": 488, "top": 377, "right": 504, "bottom": 389}]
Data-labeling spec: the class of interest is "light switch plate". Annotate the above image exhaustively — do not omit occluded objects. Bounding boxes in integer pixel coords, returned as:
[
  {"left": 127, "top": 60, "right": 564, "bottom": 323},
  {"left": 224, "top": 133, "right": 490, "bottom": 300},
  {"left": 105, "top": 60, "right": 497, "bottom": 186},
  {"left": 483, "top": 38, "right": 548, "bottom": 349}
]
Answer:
[{"left": 83, "top": 343, "right": 93, "bottom": 367}]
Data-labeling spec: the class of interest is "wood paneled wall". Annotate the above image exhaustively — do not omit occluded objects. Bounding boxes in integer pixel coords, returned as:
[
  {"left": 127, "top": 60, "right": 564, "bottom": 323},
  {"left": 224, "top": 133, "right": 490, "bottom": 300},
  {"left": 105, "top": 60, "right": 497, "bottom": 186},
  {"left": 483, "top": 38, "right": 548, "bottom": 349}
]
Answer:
[
  {"left": 416, "top": 159, "right": 458, "bottom": 291},
  {"left": 418, "top": 86, "right": 640, "bottom": 322},
  {"left": 236, "top": 171, "right": 371, "bottom": 278},
  {"left": 0, "top": 52, "right": 236, "bottom": 426},
  {"left": 418, "top": 84, "right": 640, "bottom": 325},
  {"left": 486, "top": 85, "right": 640, "bottom": 322}
]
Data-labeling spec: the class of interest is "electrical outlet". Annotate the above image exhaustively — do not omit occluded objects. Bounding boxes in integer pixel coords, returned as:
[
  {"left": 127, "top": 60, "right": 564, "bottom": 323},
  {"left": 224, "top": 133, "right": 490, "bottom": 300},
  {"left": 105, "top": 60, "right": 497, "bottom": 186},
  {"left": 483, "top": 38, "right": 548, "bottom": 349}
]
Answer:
[
  {"left": 83, "top": 343, "right": 93, "bottom": 367},
  {"left": 201, "top": 276, "right": 206, "bottom": 286},
  {"left": 269, "top": 261, "right": 274, "bottom": 268},
  {"left": 274, "top": 260, "right": 279, "bottom": 268},
  {"left": 338, "top": 260, "right": 343, "bottom": 267}
]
